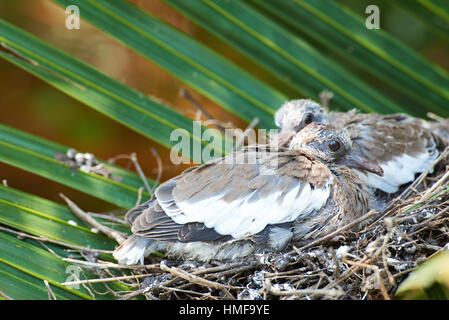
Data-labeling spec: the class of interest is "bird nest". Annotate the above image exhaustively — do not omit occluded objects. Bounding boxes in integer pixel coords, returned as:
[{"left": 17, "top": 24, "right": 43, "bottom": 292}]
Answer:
[{"left": 61, "top": 148, "right": 449, "bottom": 300}]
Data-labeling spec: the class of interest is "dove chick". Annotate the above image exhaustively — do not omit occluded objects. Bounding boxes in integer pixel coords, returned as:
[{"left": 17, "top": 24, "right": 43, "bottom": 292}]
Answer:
[
  {"left": 274, "top": 99, "right": 444, "bottom": 194},
  {"left": 113, "top": 123, "right": 382, "bottom": 265}
]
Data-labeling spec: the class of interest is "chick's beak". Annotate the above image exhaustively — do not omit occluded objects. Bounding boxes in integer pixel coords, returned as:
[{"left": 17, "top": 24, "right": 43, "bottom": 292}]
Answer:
[{"left": 339, "top": 154, "right": 384, "bottom": 176}]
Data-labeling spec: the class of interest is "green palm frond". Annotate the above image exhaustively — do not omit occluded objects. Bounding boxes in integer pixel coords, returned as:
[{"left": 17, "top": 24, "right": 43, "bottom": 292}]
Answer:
[{"left": 0, "top": 0, "right": 448, "bottom": 299}]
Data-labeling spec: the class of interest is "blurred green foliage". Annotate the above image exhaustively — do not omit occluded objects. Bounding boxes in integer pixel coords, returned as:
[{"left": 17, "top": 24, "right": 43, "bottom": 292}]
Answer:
[
  {"left": 0, "top": 0, "right": 448, "bottom": 300},
  {"left": 396, "top": 251, "right": 449, "bottom": 300}
]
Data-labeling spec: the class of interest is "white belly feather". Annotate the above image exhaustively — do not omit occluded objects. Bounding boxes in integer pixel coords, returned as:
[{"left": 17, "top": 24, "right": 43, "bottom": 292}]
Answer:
[
  {"left": 162, "top": 177, "right": 333, "bottom": 239},
  {"left": 359, "top": 149, "right": 438, "bottom": 193}
]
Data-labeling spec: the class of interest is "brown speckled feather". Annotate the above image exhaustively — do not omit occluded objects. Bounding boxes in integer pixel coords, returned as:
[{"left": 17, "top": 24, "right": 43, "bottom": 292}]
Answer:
[
  {"left": 114, "top": 123, "right": 379, "bottom": 264},
  {"left": 344, "top": 112, "right": 437, "bottom": 163},
  {"left": 126, "top": 145, "right": 333, "bottom": 243},
  {"left": 275, "top": 99, "right": 443, "bottom": 193},
  {"left": 173, "top": 146, "right": 331, "bottom": 204}
]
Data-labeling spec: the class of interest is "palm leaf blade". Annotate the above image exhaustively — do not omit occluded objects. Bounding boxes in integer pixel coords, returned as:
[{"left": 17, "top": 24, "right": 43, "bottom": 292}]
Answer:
[
  {"left": 52, "top": 0, "right": 287, "bottom": 128},
  {"left": 0, "top": 18, "right": 216, "bottom": 159},
  {"left": 164, "top": 0, "right": 407, "bottom": 114},
  {"left": 0, "top": 124, "right": 150, "bottom": 208},
  {"left": 0, "top": 261, "right": 83, "bottom": 300},
  {"left": 0, "top": 231, "right": 119, "bottom": 299},
  {"left": 291, "top": 0, "right": 449, "bottom": 116},
  {"left": 248, "top": 0, "right": 449, "bottom": 118}
]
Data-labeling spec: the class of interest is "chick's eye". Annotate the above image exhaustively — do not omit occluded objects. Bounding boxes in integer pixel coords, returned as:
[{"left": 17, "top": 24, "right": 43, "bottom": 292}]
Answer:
[
  {"left": 304, "top": 114, "right": 313, "bottom": 125},
  {"left": 328, "top": 140, "right": 341, "bottom": 152}
]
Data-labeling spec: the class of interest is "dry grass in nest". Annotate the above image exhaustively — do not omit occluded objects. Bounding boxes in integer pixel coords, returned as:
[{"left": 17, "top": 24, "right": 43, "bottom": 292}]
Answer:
[{"left": 60, "top": 148, "right": 449, "bottom": 300}]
